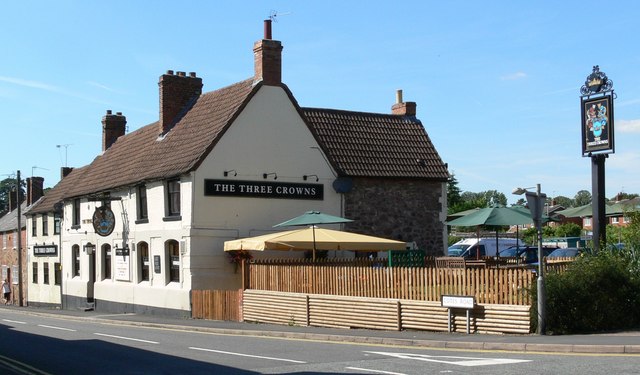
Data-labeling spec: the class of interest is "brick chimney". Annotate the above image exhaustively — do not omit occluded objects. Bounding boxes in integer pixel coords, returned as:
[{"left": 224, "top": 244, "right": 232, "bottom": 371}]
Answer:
[
  {"left": 391, "top": 89, "right": 417, "bottom": 116},
  {"left": 8, "top": 189, "right": 19, "bottom": 211},
  {"left": 26, "top": 177, "right": 44, "bottom": 206},
  {"left": 61, "top": 167, "right": 74, "bottom": 179},
  {"left": 102, "top": 110, "right": 127, "bottom": 151},
  {"left": 158, "top": 70, "right": 203, "bottom": 135},
  {"left": 253, "top": 19, "right": 283, "bottom": 86}
]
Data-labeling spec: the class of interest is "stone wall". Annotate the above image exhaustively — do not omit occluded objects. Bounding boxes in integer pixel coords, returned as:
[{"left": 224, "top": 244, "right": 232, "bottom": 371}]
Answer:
[{"left": 343, "top": 177, "right": 446, "bottom": 256}]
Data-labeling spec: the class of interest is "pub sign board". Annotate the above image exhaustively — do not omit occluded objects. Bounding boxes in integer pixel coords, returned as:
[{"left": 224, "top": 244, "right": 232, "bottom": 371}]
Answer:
[
  {"left": 205, "top": 179, "right": 323, "bottom": 200},
  {"left": 33, "top": 245, "right": 58, "bottom": 257},
  {"left": 581, "top": 94, "right": 614, "bottom": 156}
]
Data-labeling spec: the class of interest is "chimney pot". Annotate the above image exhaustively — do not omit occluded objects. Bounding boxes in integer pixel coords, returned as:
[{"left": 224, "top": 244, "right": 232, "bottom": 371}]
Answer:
[
  {"left": 158, "top": 70, "right": 203, "bottom": 135},
  {"left": 396, "top": 90, "right": 403, "bottom": 104},
  {"left": 264, "top": 19, "right": 272, "bottom": 39},
  {"left": 167, "top": 70, "right": 174, "bottom": 75},
  {"left": 102, "top": 111, "right": 127, "bottom": 151}
]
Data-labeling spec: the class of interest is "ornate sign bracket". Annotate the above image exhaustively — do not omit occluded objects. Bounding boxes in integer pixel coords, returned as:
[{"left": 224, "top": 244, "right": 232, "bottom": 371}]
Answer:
[{"left": 580, "top": 65, "right": 614, "bottom": 97}]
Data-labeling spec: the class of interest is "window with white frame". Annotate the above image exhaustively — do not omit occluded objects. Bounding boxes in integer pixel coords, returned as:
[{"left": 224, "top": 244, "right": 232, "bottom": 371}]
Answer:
[
  {"left": 138, "top": 242, "right": 150, "bottom": 282},
  {"left": 165, "top": 240, "right": 180, "bottom": 283},
  {"left": 72, "top": 245, "right": 80, "bottom": 277},
  {"left": 166, "top": 179, "right": 181, "bottom": 218},
  {"left": 43, "top": 262, "right": 49, "bottom": 284},
  {"left": 102, "top": 244, "right": 112, "bottom": 280},
  {"left": 42, "top": 214, "right": 48, "bottom": 236}
]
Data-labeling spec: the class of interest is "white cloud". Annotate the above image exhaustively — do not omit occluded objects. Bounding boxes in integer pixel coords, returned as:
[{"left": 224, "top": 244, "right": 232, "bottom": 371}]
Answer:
[
  {"left": 0, "top": 75, "right": 65, "bottom": 93},
  {"left": 500, "top": 72, "right": 527, "bottom": 81},
  {"left": 617, "top": 119, "right": 640, "bottom": 133}
]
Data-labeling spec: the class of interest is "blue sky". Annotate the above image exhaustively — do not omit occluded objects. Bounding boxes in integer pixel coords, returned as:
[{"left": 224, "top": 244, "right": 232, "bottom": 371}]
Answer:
[{"left": 2, "top": 1, "right": 639, "bottom": 204}]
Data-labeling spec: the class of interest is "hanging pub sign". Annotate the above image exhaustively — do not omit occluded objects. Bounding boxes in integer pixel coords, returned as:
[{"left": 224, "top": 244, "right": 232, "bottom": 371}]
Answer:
[
  {"left": 92, "top": 205, "right": 116, "bottom": 237},
  {"left": 204, "top": 179, "right": 323, "bottom": 200},
  {"left": 580, "top": 66, "right": 615, "bottom": 156}
]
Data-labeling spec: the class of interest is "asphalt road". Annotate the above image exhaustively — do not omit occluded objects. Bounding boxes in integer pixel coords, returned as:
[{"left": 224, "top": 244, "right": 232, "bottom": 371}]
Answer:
[{"left": 1, "top": 309, "right": 639, "bottom": 374}]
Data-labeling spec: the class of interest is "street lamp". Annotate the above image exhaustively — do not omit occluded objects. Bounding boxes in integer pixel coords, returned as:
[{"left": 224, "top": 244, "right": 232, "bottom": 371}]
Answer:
[{"left": 513, "top": 183, "right": 547, "bottom": 335}]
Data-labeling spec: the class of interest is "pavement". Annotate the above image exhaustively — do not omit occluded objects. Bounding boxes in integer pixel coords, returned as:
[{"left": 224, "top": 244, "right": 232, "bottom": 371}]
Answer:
[{"left": 2, "top": 304, "right": 639, "bottom": 355}]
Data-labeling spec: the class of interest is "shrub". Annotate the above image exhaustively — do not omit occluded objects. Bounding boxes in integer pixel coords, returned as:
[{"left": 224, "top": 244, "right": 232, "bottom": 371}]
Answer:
[{"left": 531, "top": 250, "right": 640, "bottom": 334}]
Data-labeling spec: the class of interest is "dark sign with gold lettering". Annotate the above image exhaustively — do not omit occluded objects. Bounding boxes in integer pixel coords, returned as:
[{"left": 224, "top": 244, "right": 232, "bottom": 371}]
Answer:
[
  {"left": 205, "top": 179, "right": 323, "bottom": 200},
  {"left": 33, "top": 245, "right": 58, "bottom": 257}
]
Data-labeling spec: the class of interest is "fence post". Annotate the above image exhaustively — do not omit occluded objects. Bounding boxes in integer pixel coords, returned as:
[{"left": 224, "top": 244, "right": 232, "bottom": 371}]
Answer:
[
  {"left": 305, "top": 294, "right": 310, "bottom": 326},
  {"left": 397, "top": 300, "right": 402, "bottom": 331}
]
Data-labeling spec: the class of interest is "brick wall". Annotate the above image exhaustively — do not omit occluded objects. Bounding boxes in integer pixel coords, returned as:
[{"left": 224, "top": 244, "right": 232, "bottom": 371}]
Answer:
[{"left": 343, "top": 177, "right": 446, "bottom": 256}]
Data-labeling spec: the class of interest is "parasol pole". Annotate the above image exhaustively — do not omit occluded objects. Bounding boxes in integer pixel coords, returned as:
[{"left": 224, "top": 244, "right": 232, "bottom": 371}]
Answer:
[{"left": 312, "top": 225, "right": 317, "bottom": 261}]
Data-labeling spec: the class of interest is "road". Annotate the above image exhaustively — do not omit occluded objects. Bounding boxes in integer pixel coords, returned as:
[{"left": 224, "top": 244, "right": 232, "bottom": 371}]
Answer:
[{"left": 1, "top": 309, "right": 639, "bottom": 374}]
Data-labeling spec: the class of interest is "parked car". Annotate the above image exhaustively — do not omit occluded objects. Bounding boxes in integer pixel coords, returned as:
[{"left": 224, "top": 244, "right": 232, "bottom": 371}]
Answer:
[
  {"left": 547, "top": 247, "right": 581, "bottom": 259},
  {"left": 447, "top": 238, "right": 524, "bottom": 259},
  {"left": 499, "top": 246, "right": 558, "bottom": 264}
]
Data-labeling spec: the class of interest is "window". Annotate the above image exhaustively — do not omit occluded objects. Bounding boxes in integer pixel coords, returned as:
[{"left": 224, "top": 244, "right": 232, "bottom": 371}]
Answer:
[
  {"left": 166, "top": 179, "right": 181, "bottom": 217},
  {"left": 32, "top": 262, "right": 38, "bottom": 284},
  {"left": 584, "top": 217, "right": 592, "bottom": 226},
  {"left": 102, "top": 244, "right": 112, "bottom": 280},
  {"left": 137, "top": 184, "right": 148, "bottom": 222},
  {"left": 32, "top": 217, "right": 37, "bottom": 237},
  {"left": 42, "top": 214, "right": 49, "bottom": 236},
  {"left": 166, "top": 240, "right": 180, "bottom": 283},
  {"left": 138, "top": 242, "right": 149, "bottom": 282},
  {"left": 72, "top": 198, "right": 81, "bottom": 227},
  {"left": 43, "top": 263, "right": 50, "bottom": 284},
  {"left": 612, "top": 217, "right": 619, "bottom": 224},
  {"left": 54, "top": 213, "right": 61, "bottom": 235},
  {"left": 72, "top": 245, "right": 80, "bottom": 277},
  {"left": 54, "top": 262, "right": 61, "bottom": 285}
]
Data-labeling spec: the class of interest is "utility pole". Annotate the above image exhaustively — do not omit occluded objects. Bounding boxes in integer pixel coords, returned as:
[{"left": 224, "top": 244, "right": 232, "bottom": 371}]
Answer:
[{"left": 16, "top": 170, "right": 23, "bottom": 306}]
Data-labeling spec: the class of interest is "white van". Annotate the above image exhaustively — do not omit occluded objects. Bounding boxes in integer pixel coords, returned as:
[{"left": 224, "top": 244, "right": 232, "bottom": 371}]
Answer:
[{"left": 447, "top": 238, "right": 524, "bottom": 259}]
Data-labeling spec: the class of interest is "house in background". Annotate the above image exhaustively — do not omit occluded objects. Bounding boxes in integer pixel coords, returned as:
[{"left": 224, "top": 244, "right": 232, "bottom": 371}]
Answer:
[
  {"left": 25, "top": 20, "right": 448, "bottom": 317},
  {"left": 0, "top": 177, "right": 44, "bottom": 306}
]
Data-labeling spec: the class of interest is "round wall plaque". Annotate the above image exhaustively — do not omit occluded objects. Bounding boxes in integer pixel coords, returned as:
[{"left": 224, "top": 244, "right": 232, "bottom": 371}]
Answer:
[{"left": 93, "top": 206, "right": 115, "bottom": 237}]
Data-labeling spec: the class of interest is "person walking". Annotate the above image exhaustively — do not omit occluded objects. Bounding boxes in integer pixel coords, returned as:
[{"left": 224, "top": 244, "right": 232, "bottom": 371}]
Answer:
[{"left": 2, "top": 279, "right": 11, "bottom": 305}]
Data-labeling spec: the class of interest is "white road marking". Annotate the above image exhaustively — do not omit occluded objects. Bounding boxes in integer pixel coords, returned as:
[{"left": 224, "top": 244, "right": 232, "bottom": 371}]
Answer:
[
  {"left": 38, "top": 324, "right": 76, "bottom": 332},
  {"left": 2, "top": 319, "right": 26, "bottom": 324},
  {"left": 346, "top": 367, "right": 407, "bottom": 375},
  {"left": 364, "top": 351, "right": 531, "bottom": 367},
  {"left": 94, "top": 332, "right": 158, "bottom": 344},
  {"left": 189, "top": 347, "right": 306, "bottom": 363}
]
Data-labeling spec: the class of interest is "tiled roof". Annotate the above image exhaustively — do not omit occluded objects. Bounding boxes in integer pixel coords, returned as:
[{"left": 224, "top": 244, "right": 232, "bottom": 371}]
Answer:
[
  {"left": 302, "top": 108, "right": 449, "bottom": 179},
  {"left": 37, "top": 80, "right": 449, "bottom": 210},
  {"left": 25, "top": 166, "right": 88, "bottom": 215},
  {"left": 65, "top": 78, "right": 257, "bottom": 198},
  {"left": 0, "top": 202, "right": 27, "bottom": 232}
]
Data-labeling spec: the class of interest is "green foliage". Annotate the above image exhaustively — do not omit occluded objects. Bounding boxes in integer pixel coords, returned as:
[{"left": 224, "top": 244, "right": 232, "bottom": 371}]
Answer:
[
  {"left": 553, "top": 223, "right": 582, "bottom": 238},
  {"left": 521, "top": 227, "right": 537, "bottom": 245},
  {"left": 532, "top": 249, "right": 640, "bottom": 334},
  {"left": 552, "top": 195, "right": 573, "bottom": 208},
  {"left": 447, "top": 173, "right": 463, "bottom": 210},
  {"left": 0, "top": 177, "right": 26, "bottom": 212},
  {"left": 574, "top": 190, "right": 592, "bottom": 206},
  {"left": 448, "top": 235, "right": 463, "bottom": 246}
]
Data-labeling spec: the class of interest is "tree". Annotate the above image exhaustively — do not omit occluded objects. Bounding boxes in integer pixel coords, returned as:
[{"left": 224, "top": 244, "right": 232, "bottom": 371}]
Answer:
[
  {"left": 481, "top": 190, "right": 507, "bottom": 207},
  {"left": 552, "top": 195, "right": 573, "bottom": 208},
  {"left": 554, "top": 223, "right": 582, "bottom": 238},
  {"left": 0, "top": 177, "right": 25, "bottom": 212},
  {"left": 574, "top": 190, "right": 592, "bottom": 206},
  {"left": 447, "top": 173, "right": 463, "bottom": 211}
]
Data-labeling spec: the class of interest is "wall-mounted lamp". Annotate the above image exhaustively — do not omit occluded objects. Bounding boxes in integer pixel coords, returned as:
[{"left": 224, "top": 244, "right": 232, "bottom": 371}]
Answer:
[
  {"left": 223, "top": 169, "right": 237, "bottom": 177},
  {"left": 263, "top": 172, "right": 277, "bottom": 180},
  {"left": 303, "top": 174, "right": 319, "bottom": 182},
  {"left": 84, "top": 242, "right": 96, "bottom": 255}
]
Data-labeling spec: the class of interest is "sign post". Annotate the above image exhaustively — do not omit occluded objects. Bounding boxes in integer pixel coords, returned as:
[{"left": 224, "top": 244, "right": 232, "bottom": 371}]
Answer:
[
  {"left": 441, "top": 295, "right": 476, "bottom": 334},
  {"left": 580, "top": 65, "right": 615, "bottom": 252}
]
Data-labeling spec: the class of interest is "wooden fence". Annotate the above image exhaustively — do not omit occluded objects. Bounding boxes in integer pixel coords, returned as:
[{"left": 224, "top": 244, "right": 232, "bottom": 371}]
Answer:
[
  {"left": 191, "top": 289, "right": 243, "bottom": 321},
  {"left": 243, "top": 290, "right": 531, "bottom": 334},
  {"left": 248, "top": 261, "right": 535, "bottom": 305}
]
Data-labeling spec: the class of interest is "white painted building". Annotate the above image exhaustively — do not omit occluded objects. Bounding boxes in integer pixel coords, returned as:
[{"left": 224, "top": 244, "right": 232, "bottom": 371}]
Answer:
[{"left": 25, "top": 21, "right": 449, "bottom": 316}]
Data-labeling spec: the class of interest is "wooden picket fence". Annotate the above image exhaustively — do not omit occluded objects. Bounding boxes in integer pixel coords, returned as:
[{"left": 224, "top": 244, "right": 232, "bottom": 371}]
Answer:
[
  {"left": 248, "top": 261, "right": 535, "bottom": 305},
  {"left": 191, "top": 289, "right": 243, "bottom": 321}
]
